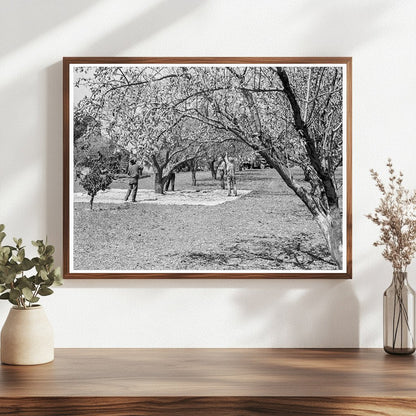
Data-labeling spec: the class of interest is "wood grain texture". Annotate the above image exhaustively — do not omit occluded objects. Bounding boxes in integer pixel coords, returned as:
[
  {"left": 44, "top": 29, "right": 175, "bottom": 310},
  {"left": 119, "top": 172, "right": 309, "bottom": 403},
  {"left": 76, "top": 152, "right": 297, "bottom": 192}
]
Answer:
[
  {"left": 2, "top": 348, "right": 416, "bottom": 397},
  {"left": 1, "top": 397, "right": 416, "bottom": 416},
  {"left": 1, "top": 349, "right": 415, "bottom": 415},
  {"left": 63, "top": 57, "right": 352, "bottom": 279},
  {"left": 63, "top": 57, "right": 352, "bottom": 65}
]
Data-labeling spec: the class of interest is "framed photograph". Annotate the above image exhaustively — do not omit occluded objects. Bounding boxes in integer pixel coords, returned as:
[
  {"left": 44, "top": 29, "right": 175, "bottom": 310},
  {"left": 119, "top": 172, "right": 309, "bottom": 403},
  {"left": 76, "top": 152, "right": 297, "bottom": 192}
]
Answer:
[{"left": 63, "top": 57, "right": 352, "bottom": 279}]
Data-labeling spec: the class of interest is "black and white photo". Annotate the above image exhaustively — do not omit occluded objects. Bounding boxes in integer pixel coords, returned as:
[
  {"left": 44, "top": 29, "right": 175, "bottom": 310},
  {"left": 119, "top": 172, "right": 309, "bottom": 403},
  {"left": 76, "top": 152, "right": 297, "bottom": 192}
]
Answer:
[{"left": 63, "top": 58, "right": 352, "bottom": 279}]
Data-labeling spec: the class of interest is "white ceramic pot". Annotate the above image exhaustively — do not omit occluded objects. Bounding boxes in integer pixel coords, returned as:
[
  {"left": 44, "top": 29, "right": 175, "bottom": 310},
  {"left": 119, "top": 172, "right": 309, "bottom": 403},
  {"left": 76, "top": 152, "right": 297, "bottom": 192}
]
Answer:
[{"left": 1, "top": 305, "right": 54, "bottom": 365}]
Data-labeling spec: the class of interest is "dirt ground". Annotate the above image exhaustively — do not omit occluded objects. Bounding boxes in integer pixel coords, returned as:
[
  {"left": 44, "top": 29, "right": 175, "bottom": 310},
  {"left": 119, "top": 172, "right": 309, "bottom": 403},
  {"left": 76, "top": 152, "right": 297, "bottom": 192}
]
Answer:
[{"left": 73, "top": 168, "right": 340, "bottom": 271}]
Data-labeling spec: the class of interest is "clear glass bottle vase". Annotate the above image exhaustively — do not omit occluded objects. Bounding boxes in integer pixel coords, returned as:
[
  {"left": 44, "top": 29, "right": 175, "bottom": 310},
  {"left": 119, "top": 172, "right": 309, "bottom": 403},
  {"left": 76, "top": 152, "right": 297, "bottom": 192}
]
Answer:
[{"left": 383, "top": 271, "right": 416, "bottom": 355}]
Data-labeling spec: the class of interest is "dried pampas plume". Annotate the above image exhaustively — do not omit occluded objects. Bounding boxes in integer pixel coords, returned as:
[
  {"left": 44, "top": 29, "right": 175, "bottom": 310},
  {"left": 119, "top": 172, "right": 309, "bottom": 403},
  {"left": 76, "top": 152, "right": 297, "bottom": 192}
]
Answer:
[{"left": 367, "top": 159, "right": 416, "bottom": 272}]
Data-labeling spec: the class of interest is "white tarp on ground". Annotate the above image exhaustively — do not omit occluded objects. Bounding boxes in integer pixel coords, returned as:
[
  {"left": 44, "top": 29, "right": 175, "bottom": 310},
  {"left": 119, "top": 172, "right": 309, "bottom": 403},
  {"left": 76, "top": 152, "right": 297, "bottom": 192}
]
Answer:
[{"left": 73, "top": 188, "right": 252, "bottom": 206}]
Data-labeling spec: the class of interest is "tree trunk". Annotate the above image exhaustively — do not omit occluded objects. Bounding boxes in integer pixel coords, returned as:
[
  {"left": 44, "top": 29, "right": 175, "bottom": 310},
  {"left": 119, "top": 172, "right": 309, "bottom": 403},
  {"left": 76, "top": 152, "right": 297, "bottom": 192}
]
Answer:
[
  {"left": 209, "top": 160, "right": 216, "bottom": 179},
  {"left": 261, "top": 152, "right": 342, "bottom": 269},
  {"left": 154, "top": 171, "right": 166, "bottom": 194},
  {"left": 89, "top": 195, "right": 94, "bottom": 210},
  {"left": 191, "top": 160, "right": 197, "bottom": 186},
  {"left": 315, "top": 207, "right": 343, "bottom": 269}
]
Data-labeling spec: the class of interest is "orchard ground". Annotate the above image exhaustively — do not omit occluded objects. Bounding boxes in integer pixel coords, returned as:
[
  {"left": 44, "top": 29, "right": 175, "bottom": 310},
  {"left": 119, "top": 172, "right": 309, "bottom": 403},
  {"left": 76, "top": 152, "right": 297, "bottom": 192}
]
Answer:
[{"left": 73, "top": 168, "right": 342, "bottom": 271}]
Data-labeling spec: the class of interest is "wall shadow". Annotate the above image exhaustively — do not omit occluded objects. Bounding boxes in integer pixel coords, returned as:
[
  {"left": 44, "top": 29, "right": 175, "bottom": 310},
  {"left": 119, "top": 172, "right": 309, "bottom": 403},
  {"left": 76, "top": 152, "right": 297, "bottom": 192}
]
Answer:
[
  {"left": 0, "top": 0, "right": 101, "bottom": 57},
  {"left": 232, "top": 279, "right": 359, "bottom": 347},
  {"left": 289, "top": 0, "right": 393, "bottom": 52},
  {"left": 46, "top": 62, "right": 63, "bottom": 263},
  {"left": 84, "top": 0, "right": 205, "bottom": 55}
]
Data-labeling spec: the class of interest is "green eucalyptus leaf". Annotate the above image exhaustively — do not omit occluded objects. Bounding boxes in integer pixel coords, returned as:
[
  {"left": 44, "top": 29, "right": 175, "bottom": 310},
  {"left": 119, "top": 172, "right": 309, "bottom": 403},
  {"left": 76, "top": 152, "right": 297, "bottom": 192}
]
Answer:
[
  {"left": 38, "top": 287, "right": 53, "bottom": 296},
  {"left": 50, "top": 266, "right": 60, "bottom": 278},
  {"left": 8, "top": 297, "right": 18, "bottom": 306},
  {"left": 43, "top": 256, "right": 54, "bottom": 266},
  {"left": 45, "top": 245, "right": 55, "bottom": 256},
  {"left": 0, "top": 232, "right": 6, "bottom": 244},
  {"left": 0, "top": 224, "right": 5, "bottom": 232},
  {"left": 53, "top": 267, "right": 63, "bottom": 285},
  {"left": 3, "top": 271, "right": 17, "bottom": 284},
  {"left": 39, "top": 269, "right": 48, "bottom": 281},
  {"left": 0, "top": 246, "right": 16, "bottom": 267},
  {"left": 0, "top": 264, "right": 7, "bottom": 275},
  {"left": 7, "top": 263, "right": 20, "bottom": 275},
  {"left": 0, "top": 246, "right": 10, "bottom": 254},
  {"left": 17, "top": 248, "right": 25, "bottom": 263},
  {"left": 0, "top": 291, "right": 17, "bottom": 306},
  {"left": 9, "top": 288, "right": 21, "bottom": 301},
  {"left": 17, "top": 276, "right": 35, "bottom": 290},
  {"left": 0, "top": 285, "right": 6, "bottom": 293},
  {"left": 34, "top": 275, "right": 43, "bottom": 285},
  {"left": 22, "top": 287, "right": 34, "bottom": 301},
  {"left": 20, "top": 258, "right": 33, "bottom": 271}
]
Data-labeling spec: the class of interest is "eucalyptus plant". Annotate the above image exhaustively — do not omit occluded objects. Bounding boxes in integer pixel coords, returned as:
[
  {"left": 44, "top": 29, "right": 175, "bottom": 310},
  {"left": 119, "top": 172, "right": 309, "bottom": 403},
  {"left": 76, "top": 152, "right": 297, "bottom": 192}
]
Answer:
[{"left": 0, "top": 224, "right": 62, "bottom": 309}]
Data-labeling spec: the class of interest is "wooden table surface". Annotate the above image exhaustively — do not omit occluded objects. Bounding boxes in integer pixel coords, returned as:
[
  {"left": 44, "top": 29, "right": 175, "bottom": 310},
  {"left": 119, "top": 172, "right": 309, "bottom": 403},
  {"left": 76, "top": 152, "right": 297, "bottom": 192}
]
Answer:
[{"left": 1, "top": 348, "right": 416, "bottom": 415}]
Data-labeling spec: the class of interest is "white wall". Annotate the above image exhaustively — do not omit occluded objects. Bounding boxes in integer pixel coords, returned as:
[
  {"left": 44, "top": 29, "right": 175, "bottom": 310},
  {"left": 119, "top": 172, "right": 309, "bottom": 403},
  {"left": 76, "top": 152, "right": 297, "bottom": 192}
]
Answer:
[{"left": 0, "top": 0, "right": 415, "bottom": 347}]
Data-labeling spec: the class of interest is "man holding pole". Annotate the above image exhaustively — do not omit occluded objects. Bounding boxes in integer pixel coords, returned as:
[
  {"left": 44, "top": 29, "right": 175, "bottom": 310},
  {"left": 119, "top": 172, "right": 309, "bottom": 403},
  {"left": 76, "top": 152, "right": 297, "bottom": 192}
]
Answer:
[{"left": 125, "top": 159, "right": 141, "bottom": 202}]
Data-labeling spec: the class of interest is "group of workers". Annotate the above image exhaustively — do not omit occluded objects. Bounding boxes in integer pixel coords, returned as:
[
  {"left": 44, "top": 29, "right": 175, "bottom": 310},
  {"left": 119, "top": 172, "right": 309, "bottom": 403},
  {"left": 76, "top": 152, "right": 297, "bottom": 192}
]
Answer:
[{"left": 124, "top": 153, "right": 238, "bottom": 202}]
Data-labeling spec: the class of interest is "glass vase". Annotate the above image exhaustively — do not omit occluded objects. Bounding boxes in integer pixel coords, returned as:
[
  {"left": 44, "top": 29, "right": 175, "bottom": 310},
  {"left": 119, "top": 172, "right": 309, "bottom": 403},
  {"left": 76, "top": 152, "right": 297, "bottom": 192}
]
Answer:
[{"left": 383, "top": 271, "right": 415, "bottom": 355}]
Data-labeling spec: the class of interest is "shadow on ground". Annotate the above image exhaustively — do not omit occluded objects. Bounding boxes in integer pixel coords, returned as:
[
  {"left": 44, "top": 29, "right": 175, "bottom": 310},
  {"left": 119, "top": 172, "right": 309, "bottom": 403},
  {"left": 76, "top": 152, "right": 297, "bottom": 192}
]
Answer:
[{"left": 181, "top": 232, "right": 336, "bottom": 271}]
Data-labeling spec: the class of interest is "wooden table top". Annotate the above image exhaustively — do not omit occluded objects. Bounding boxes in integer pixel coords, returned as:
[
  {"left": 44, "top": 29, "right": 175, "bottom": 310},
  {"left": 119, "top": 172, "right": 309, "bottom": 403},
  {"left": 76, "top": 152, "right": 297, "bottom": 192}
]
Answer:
[{"left": 1, "top": 348, "right": 415, "bottom": 398}]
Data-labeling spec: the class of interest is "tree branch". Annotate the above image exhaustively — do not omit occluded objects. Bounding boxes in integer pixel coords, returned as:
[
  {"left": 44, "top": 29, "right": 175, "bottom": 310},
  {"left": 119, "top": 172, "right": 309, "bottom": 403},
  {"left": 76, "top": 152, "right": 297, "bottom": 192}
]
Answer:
[
  {"left": 275, "top": 67, "right": 339, "bottom": 209},
  {"left": 103, "top": 74, "right": 184, "bottom": 97}
]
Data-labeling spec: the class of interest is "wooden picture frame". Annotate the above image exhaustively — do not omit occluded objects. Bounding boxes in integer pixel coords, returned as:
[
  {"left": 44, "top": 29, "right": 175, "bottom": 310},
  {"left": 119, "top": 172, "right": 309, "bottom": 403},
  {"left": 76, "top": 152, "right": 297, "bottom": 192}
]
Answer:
[{"left": 63, "top": 57, "right": 352, "bottom": 279}]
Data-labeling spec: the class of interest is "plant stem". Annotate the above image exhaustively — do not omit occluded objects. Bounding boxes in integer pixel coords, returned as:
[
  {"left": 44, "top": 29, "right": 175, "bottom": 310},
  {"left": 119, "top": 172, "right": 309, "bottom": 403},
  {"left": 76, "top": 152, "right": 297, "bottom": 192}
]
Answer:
[{"left": 391, "top": 275, "right": 415, "bottom": 350}]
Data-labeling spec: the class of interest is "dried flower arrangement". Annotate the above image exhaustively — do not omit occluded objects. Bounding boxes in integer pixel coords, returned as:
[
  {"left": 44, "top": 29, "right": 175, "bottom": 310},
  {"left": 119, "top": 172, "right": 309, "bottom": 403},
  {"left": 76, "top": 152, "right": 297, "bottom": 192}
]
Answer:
[
  {"left": 367, "top": 159, "right": 416, "bottom": 354},
  {"left": 367, "top": 159, "right": 416, "bottom": 272}
]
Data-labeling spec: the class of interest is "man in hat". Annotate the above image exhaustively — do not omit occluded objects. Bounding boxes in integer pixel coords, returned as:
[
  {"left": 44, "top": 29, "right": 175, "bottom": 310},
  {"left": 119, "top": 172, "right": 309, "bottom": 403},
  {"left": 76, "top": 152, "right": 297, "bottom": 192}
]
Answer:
[
  {"left": 125, "top": 159, "right": 141, "bottom": 202},
  {"left": 225, "top": 153, "right": 237, "bottom": 197},
  {"left": 217, "top": 157, "right": 226, "bottom": 189}
]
